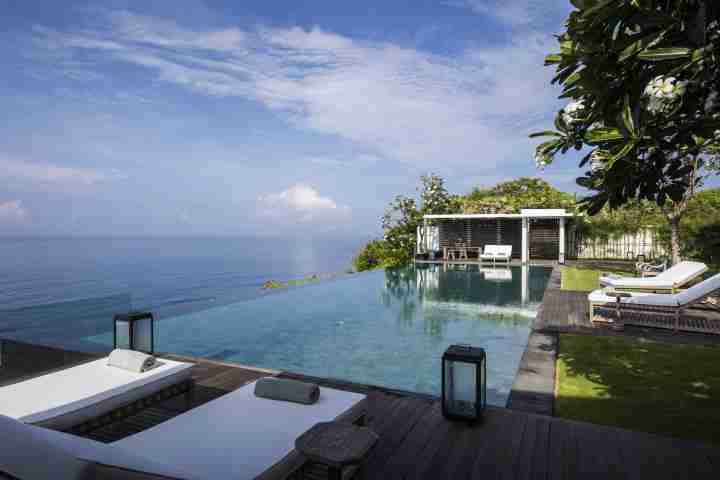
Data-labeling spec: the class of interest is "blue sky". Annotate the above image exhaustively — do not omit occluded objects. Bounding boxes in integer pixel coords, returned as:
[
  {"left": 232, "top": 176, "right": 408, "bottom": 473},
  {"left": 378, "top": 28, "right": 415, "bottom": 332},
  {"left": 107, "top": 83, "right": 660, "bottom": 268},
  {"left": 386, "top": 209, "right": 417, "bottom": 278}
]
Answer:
[{"left": 0, "top": 0, "right": 588, "bottom": 236}]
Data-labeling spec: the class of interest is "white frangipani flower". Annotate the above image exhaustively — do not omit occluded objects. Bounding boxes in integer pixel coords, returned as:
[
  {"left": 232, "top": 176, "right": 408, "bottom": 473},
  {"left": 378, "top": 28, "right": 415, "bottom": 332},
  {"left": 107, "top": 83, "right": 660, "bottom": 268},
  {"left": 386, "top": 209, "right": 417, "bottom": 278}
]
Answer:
[
  {"left": 561, "top": 100, "right": 587, "bottom": 126},
  {"left": 706, "top": 90, "right": 719, "bottom": 112},
  {"left": 589, "top": 150, "right": 605, "bottom": 173},
  {"left": 644, "top": 76, "right": 689, "bottom": 114}
]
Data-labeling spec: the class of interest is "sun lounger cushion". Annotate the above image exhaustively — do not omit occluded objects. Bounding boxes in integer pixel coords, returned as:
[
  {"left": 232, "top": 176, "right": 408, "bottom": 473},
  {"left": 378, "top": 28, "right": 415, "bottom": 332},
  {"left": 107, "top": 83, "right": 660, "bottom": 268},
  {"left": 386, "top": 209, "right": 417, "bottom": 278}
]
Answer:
[
  {"left": 675, "top": 273, "right": 720, "bottom": 306},
  {"left": 108, "top": 349, "right": 157, "bottom": 373},
  {"left": 254, "top": 377, "right": 320, "bottom": 405},
  {"left": 599, "top": 261, "right": 707, "bottom": 289},
  {"left": 0, "top": 415, "right": 191, "bottom": 480},
  {"left": 588, "top": 290, "right": 676, "bottom": 307},
  {"left": 112, "top": 380, "right": 365, "bottom": 480},
  {"left": 0, "top": 414, "right": 90, "bottom": 480},
  {"left": 0, "top": 357, "right": 193, "bottom": 430}
]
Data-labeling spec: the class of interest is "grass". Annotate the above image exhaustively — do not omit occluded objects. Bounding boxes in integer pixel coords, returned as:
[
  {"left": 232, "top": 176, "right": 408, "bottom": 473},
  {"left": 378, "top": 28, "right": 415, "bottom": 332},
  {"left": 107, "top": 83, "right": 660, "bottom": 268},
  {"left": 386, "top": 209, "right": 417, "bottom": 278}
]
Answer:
[
  {"left": 556, "top": 334, "right": 720, "bottom": 444},
  {"left": 560, "top": 263, "right": 634, "bottom": 291}
]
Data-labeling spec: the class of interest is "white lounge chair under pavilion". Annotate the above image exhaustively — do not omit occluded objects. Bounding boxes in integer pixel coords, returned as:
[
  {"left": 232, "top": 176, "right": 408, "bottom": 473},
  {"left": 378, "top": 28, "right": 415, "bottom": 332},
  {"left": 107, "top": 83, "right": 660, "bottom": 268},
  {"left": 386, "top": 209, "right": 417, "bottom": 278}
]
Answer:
[{"left": 479, "top": 245, "right": 512, "bottom": 264}]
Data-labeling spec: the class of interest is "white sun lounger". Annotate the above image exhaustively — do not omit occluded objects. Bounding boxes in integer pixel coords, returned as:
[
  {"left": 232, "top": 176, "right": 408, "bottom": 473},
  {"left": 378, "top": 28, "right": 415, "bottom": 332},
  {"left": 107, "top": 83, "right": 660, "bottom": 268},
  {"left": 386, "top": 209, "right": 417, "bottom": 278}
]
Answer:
[
  {"left": 0, "top": 357, "right": 193, "bottom": 430},
  {"left": 598, "top": 261, "right": 707, "bottom": 293},
  {"left": 479, "top": 245, "right": 512, "bottom": 264},
  {"left": 0, "top": 380, "right": 366, "bottom": 480},
  {"left": 589, "top": 272, "right": 720, "bottom": 334}
]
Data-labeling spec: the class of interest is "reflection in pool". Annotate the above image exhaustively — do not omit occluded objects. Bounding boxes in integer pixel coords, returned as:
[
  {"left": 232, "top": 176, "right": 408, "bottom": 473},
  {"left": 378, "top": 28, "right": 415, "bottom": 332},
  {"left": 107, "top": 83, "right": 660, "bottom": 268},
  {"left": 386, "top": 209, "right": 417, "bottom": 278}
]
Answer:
[{"left": 152, "top": 264, "right": 552, "bottom": 406}]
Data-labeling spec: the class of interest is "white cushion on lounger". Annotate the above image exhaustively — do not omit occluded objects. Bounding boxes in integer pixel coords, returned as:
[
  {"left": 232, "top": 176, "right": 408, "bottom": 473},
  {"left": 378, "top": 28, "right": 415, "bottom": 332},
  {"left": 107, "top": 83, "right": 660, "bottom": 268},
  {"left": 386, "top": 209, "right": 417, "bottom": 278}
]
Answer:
[
  {"left": 0, "top": 414, "right": 90, "bottom": 480},
  {"left": 0, "top": 357, "right": 193, "bottom": 430},
  {"left": 112, "top": 381, "right": 365, "bottom": 480},
  {"left": 599, "top": 261, "right": 707, "bottom": 288},
  {"left": 588, "top": 290, "right": 676, "bottom": 307},
  {"left": 675, "top": 273, "right": 720, "bottom": 306},
  {"left": 0, "top": 415, "right": 191, "bottom": 480}
]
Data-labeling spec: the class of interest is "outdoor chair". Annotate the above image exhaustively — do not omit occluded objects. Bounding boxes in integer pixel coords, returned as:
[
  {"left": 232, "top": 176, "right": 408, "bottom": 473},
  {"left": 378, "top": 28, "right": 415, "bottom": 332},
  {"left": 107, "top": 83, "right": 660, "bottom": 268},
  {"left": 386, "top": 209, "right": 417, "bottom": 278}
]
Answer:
[
  {"left": 588, "top": 272, "right": 720, "bottom": 334},
  {"left": 599, "top": 261, "right": 707, "bottom": 293}
]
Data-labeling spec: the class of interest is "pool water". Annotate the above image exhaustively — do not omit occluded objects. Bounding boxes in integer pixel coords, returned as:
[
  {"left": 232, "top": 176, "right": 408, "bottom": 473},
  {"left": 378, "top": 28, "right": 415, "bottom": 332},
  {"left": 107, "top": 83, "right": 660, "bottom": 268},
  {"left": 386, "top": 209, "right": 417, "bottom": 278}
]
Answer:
[{"left": 156, "top": 264, "right": 552, "bottom": 406}]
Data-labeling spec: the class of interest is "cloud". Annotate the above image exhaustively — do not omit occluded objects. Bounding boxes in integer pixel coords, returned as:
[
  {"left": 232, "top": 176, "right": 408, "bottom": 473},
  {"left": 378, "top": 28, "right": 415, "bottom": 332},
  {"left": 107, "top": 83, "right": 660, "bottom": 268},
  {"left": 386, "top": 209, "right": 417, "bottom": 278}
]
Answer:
[
  {"left": 29, "top": 10, "right": 568, "bottom": 172},
  {"left": 0, "top": 156, "right": 127, "bottom": 185},
  {"left": 258, "top": 184, "right": 350, "bottom": 224},
  {"left": 0, "top": 200, "right": 29, "bottom": 223},
  {"left": 444, "top": 1, "right": 570, "bottom": 29}
]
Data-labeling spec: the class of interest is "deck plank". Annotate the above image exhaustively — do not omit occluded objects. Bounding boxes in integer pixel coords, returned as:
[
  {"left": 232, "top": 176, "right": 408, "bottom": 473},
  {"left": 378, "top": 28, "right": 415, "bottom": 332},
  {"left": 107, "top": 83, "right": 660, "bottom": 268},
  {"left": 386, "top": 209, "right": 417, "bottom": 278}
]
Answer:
[{"left": 58, "top": 355, "right": 720, "bottom": 479}]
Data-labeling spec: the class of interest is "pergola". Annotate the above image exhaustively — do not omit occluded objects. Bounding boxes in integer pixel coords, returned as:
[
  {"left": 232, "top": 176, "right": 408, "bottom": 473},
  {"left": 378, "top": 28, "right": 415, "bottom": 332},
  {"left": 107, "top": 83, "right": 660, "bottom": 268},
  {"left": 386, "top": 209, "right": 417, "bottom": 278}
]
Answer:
[{"left": 421, "top": 209, "right": 574, "bottom": 263}]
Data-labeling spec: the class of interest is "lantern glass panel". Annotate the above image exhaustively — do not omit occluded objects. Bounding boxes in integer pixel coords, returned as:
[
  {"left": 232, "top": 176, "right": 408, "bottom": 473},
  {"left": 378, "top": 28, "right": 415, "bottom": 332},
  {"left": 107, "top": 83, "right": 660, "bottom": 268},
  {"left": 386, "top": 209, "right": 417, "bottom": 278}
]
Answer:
[
  {"left": 114, "top": 318, "right": 131, "bottom": 350},
  {"left": 444, "top": 360, "right": 477, "bottom": 418},
  {"left": 133, "top": 316, "right": 153, "bottom": 354}
]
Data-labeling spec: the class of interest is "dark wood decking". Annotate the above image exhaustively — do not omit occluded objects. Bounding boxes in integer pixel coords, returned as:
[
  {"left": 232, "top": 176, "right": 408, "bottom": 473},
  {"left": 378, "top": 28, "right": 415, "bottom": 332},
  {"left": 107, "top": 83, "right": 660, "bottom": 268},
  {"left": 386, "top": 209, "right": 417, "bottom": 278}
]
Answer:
[{"left": 71, "top": 354, "right": 720, "bottom": 479}]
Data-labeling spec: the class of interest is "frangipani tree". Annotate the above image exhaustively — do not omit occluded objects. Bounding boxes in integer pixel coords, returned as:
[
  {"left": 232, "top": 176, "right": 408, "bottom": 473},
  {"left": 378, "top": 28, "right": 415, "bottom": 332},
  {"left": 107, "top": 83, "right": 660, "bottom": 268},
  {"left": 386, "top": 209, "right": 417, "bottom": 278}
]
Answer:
[{"left": 531, "top": 0, "right": 720, "bottom": 264}]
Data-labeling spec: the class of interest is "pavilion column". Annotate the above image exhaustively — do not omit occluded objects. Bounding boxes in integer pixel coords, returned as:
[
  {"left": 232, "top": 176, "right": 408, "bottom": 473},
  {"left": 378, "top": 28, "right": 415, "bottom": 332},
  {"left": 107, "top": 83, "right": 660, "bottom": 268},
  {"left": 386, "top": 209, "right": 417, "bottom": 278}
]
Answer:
[
  {"left": 521, "top": 217, "right": 529, "bottom": 264},
  {"left": 521, "top": 264, "right": 529, "bottom": 305},
  {"left": 559, "top": 217, "right": 566, "bottom": 264}
]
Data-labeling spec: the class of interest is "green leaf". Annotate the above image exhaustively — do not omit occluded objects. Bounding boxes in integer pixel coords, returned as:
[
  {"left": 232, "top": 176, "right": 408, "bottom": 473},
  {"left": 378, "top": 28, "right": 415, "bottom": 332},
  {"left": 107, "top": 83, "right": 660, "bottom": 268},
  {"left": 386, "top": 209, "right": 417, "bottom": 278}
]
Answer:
[
  {"left": 618, "top": 30, "right": 666, "bottom": 62},
  {"left": 622, "top": 95, "right": 638, "bottom": 138},
  {"left": 585, "top": 127, "right": 625, "bottom": 144},
  {"left": 529, "top": 131, "right": 563, "bottom": 139},
  {"left": 544, "top": 53, "right": 562, "bottom": 65},
  {"left": 606, "top": 141, "right": 636, "bottom": 169},
  {"left": 537, "top": 139, "right": 563, "bottom": 154},
  {"left": 638, "top": 47, "right": 691, "bottom": 61}
]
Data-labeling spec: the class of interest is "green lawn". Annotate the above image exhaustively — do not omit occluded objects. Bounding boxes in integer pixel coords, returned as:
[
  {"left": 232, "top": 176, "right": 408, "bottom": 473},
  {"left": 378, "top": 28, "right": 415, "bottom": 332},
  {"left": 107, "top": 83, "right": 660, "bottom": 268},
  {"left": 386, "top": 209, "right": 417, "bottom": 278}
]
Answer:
[
  {"left": 560, "top": 264, "right": 635, "bottom": 291},
  {"left": 560, "top": 267, "right": 604, "bottom": 291},
  {"left": 556, "top": 334, "right": 720, "bottom": 444}
]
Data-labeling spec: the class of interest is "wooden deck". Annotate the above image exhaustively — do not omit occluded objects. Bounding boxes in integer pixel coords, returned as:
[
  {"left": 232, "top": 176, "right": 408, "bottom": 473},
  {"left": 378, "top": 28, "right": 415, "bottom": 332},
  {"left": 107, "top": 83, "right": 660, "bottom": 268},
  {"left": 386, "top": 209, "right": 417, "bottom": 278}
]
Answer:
[{"left": 68, "top": 354, "right": 720, "bottom": 479}]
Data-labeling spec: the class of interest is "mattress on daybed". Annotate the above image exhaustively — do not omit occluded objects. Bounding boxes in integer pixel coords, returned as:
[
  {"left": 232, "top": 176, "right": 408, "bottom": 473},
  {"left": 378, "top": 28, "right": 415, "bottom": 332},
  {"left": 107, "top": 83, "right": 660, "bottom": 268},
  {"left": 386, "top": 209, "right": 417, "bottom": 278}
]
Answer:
[
  {"left": 0, "top": 357, "right": 193, "bottom": 430},
  {"left": 112, "top": 380, "right": 365, "bottom": 480}
]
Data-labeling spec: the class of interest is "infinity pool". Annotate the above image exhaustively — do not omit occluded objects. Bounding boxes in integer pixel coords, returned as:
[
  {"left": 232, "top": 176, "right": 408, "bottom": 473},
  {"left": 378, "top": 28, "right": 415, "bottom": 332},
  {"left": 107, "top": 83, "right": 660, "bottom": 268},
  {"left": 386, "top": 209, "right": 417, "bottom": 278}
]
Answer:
[{"left": 157, "top": 264, "right": 552, "bottom": 406}]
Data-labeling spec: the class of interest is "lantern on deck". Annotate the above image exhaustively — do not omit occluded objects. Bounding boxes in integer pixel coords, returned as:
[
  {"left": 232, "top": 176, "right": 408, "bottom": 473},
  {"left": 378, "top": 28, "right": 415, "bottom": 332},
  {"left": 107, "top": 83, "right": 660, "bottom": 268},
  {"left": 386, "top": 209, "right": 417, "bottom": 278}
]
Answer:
[
  {"left": 441, "top": 344, "right": 486, "bottom": 421},
  {"left": 113, "top": 312, "right": 155, "bottom": 354}
]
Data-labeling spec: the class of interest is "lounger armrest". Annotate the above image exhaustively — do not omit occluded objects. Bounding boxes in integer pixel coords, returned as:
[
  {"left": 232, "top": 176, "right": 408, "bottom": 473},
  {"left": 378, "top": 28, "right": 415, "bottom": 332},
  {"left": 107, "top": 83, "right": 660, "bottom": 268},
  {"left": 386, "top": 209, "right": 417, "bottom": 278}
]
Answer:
[{"left": 254, "top": 397, "right": 368, "bottom": 480}]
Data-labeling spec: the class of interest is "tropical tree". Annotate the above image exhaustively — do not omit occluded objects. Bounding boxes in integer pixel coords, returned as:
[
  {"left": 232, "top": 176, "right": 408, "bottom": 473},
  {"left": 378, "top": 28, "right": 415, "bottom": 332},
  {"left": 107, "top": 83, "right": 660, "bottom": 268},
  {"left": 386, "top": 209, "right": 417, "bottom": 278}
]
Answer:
[
  {"left": 531, "top": 0, "right": 720, "bottom": 264},
  {"left": 354, "top": 174, "right": 458, "bottom": 271},
  {"left": 462, "top": 177, "right": 577, "bottom": 213}
]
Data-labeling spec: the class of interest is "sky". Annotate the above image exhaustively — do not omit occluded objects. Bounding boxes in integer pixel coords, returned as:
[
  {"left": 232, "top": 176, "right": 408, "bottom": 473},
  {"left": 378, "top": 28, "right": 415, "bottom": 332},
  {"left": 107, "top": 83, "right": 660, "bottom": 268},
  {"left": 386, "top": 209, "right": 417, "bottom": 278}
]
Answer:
[{"left": 0, "top": 0, "right": 589, "bottom": 236}]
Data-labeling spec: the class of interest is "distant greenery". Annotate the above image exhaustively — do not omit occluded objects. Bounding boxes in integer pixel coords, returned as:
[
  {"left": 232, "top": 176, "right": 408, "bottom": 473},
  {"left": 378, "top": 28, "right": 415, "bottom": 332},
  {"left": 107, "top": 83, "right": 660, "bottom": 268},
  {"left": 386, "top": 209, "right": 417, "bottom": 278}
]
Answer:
[
  {"left": 353, "top": 174, "right": 458, "bottom": 271},
  {"left": 462, "top": 177, "right": 577, "bottom": 214},
  {"left": 557, "top": 334, "right": 720, "bottom": 445},
  {"left": 262, "top": 274, "right": 324, "bottom": 289},
  {"left": 354, "top": 174, "right": 720, "bottom": 271}
]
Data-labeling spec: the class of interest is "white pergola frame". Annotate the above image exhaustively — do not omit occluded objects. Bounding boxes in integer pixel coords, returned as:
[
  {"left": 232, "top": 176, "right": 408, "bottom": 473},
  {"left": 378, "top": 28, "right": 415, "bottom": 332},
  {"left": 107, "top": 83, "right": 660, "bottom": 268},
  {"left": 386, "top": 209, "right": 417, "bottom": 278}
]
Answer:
[{"left": 422, "top": 209, "right": 575, "bottom": 264}]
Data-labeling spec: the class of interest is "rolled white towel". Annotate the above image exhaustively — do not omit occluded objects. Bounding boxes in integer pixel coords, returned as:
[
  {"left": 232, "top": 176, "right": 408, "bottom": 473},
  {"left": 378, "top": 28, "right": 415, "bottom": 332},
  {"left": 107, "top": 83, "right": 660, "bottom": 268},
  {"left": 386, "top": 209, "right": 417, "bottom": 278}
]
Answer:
[{"left": 108, "top": 349, "right": 156, "bottom": 373}]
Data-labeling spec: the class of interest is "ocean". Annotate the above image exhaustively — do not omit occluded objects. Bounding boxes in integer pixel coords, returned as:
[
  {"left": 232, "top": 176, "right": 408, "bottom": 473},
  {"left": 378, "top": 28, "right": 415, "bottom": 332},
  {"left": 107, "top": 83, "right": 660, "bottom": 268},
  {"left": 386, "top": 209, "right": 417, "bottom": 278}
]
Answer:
[{"left": 0, "top": 235, "right": 366, "bottom": 326}]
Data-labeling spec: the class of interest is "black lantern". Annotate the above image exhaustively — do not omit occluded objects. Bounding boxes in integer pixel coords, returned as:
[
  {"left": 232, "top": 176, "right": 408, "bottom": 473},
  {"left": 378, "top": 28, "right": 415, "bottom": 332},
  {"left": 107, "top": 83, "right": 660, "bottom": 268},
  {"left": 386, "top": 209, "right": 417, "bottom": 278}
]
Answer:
[
  {"left": 113, "top": 311, "right": 155, "bottom": 354},
  {"left": 442, "top": 344, "right": 486, "bottom": 421}
]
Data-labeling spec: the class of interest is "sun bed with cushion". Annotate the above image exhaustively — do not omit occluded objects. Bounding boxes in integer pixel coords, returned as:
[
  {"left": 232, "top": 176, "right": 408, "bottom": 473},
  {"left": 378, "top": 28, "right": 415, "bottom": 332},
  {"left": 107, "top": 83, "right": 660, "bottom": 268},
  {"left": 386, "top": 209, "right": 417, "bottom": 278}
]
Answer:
[
  {"left": 598, "top": 260, "right": 707, "bottom": 293},
  {"left": 589, "top": 272, "right": 720, "bottom": 334},
  {"left": 0, "top": 357, "right": 193, "bottom": 431},
  {"left": 0, "top": 380, "right": 366, "bottom": 480},
  {"left": 479, "top": 245, "right": 512, "bottom": 264}
]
